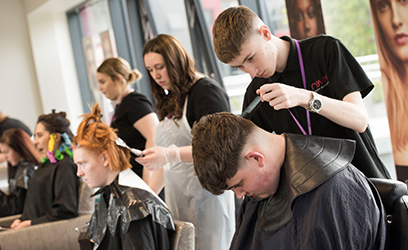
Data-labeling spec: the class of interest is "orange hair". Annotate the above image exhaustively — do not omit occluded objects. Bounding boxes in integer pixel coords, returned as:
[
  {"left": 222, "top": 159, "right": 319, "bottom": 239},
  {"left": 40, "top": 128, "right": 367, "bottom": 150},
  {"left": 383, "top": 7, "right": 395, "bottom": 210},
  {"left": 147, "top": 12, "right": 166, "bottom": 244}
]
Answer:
[{"left": 74, "top": 103, "right": 131, "bottom": 172}]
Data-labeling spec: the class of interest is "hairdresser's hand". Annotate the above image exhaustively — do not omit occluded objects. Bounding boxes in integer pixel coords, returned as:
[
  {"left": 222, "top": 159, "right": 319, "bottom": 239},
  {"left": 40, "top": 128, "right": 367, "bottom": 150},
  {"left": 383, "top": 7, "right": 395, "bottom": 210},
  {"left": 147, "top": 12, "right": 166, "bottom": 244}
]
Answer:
[
  {"left": 135, "top": 145, "right": 181, "bottom": 171},
  {"left": 256, "top": 83, "right": 311, "bottom": 110},
  {"left": 11, "top": 219, "right": 31, "bottom": 229}
]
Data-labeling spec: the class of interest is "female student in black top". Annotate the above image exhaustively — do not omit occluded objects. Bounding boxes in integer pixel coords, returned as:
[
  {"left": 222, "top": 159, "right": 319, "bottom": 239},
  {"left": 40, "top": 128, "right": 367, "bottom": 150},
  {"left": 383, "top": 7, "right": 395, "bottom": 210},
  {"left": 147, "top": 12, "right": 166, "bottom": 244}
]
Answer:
[
  {"left": 0, "top": 128, "right": 40, "bottom": 217},
  {"left": 10, "top": 110, "right": 79, "bottom": 229},
  {"left": 137, "top": 34, "right": 235, "bottom": 250},
  {"left": 97, "top": 57, "right": 162, "bottom": 193}
]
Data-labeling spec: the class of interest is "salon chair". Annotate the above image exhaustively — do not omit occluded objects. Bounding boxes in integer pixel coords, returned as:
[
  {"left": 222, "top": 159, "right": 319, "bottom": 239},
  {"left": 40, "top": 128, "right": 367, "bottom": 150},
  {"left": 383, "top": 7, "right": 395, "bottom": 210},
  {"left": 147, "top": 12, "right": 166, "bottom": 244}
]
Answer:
[
  {"left": 171, "top": 219, "right": 195, "bottom": 250},
  {"left": 370, "top": 178, "right": 408, "bottom": 250},
  {"left": 0, "top": 180, "right": 94, "bottom": 250}
]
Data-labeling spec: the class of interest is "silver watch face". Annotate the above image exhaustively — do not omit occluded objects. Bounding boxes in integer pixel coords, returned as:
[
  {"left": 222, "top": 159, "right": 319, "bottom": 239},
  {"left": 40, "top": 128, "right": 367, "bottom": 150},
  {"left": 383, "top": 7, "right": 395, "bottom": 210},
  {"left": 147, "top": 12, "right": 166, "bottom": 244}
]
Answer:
[{"left": 312, "top": 99, "right": 322, "bottom": 110}]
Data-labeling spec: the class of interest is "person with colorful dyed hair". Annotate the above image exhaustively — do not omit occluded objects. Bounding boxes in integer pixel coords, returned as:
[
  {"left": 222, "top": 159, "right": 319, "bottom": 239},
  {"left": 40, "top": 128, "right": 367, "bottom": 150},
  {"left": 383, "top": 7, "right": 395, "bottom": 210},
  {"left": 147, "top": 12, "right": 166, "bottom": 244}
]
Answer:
[
  {"left": 10, "top": 110, "right": 79, "bottom": 229},
  {"left": 73, "top": 103, "right": 174, "bottom": 249},
  {"left": 0, "top": 128, "right": 40, "bottom": 217}
]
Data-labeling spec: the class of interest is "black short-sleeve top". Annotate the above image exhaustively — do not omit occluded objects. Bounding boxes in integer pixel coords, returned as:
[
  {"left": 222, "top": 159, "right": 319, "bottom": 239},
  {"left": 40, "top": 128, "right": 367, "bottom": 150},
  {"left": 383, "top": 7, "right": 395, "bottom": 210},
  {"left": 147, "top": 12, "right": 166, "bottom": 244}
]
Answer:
[
  {"left": 186, "top": 77, "right": 230, "bottom": 128},
  {"left": 111, "top": 91, "right": 156, "bottom": 151}
]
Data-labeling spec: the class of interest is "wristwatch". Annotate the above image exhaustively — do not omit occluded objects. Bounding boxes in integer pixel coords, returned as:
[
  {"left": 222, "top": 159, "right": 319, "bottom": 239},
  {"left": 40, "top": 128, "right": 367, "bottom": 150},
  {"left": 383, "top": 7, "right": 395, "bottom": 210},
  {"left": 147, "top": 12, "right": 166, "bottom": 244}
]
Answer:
[{"left": 309, "top": 91, "right": 322, "bottom": 113}]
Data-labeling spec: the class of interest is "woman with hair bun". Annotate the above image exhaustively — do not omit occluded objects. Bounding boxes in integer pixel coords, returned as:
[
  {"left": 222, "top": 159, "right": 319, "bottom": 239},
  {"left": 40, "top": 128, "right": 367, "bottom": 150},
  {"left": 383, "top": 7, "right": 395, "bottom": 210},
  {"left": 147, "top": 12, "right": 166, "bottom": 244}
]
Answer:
[
  {"left": 73, "top": 103, "right": 174, "bottom": 249},
  {"left": 97, "top": 57, "right": 161, "bottom": 193},
  {"left": 0, "top": 128, "right": 40, "bottom": 217},
  {"left": 10, "top": 110, "right": 79, "bottom": 229}
]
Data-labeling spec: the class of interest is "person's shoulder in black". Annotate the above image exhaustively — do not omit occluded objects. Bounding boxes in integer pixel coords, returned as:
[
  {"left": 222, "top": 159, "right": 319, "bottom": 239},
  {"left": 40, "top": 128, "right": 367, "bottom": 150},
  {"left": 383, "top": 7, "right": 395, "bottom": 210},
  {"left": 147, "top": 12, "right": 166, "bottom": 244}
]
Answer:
[
  {"left": 118, "top": 91, "right": 155, "bottom": 124},
  {"left": 90, "top": 180, "right": 174, "bottom": 250},
  {"left": 187, "top": 77, "right": 230, "bottom": 127}
]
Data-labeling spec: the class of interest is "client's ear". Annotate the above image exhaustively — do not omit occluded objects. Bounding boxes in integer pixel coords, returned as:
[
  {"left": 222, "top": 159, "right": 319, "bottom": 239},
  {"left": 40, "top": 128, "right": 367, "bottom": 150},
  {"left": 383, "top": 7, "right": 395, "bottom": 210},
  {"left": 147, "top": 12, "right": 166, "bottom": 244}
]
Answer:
[
  {"left": 101, "top": 151, "right": 109, "bottom": 168},
  {"left": 246, "top": 152, "right": 265, "bottom": 168}
]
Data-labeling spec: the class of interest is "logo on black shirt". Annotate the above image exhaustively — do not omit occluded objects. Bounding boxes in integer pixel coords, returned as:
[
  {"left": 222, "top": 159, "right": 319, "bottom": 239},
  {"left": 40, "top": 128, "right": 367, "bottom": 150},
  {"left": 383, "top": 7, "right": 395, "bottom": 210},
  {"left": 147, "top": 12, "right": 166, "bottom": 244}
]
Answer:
[{"left": 311, "top": 74, "right": 329, "bottom": 91}]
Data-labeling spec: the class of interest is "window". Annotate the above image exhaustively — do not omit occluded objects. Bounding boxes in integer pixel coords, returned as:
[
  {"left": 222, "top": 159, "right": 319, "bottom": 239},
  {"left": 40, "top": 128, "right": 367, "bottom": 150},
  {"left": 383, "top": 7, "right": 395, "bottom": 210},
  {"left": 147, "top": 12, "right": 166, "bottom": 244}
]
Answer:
[{"left": 69, "top": 0, "right": 118, "bottom": 124}]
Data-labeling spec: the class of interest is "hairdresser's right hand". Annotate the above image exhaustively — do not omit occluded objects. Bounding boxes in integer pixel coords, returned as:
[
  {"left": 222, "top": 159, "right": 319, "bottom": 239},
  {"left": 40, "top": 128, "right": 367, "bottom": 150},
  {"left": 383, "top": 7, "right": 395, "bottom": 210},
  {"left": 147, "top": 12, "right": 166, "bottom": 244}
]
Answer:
[
  {"left": 135, "top": 145, "right": 181, "bottom": 171},
  {"left": 257, "top": 83, "right": 308, "bottom": 110}
]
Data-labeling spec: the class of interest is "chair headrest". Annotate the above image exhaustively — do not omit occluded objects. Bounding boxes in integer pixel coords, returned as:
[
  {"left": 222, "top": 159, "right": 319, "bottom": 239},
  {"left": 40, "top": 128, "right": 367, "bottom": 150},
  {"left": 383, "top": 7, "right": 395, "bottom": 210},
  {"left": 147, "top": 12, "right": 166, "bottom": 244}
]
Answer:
[{"left": 370, "top": 178, "right": 408, "bottom": 214}]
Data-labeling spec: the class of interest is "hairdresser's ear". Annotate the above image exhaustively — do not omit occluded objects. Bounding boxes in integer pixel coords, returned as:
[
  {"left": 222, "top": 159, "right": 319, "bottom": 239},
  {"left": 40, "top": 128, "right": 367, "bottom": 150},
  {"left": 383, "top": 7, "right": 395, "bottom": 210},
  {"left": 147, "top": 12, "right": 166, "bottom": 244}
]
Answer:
[
  {"left": 260, "top": 25, "right": 272, "bottom": 41},
  {"left": 114, "top": 74, "right": 123, "bottom": 83}
]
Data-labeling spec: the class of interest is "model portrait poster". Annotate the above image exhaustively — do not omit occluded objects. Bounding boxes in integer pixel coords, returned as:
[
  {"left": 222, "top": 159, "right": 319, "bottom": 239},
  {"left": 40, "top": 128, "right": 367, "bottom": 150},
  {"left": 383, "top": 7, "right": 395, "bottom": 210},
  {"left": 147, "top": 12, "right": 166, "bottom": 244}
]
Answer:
[
  {"left": 285, "top": 0, "right": 326, "bottom": 40},
  {"left": 369, "top": 0, "right": 408, "bottom": 182}
]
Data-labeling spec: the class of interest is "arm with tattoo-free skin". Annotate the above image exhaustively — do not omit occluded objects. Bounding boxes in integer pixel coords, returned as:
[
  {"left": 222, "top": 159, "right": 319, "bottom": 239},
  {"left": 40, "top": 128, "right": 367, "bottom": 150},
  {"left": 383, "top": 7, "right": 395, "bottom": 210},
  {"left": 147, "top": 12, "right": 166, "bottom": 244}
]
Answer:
[
  {"left": 133, "top": 112, "right": 159, "bottom": 183},
  {"left": 257, "top": 84, "right": 368, "bottom": 133}
]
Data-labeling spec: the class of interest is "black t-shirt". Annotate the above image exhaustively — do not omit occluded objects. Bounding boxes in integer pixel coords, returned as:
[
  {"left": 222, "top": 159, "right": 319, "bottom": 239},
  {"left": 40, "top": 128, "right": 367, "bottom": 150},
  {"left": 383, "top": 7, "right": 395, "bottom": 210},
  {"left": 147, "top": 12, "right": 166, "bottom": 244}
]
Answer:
[
  {"left": 111, "top": 91, "right": 155, "bottom": 177},
  {"left": 186, "top": 77, "right": 230, "bottom": 128},
  {"left": 243, "top": 35, "right": 390, "bottom": 178},
  {"left": 0, "top": 118, "right": 32, "bottom": 137}
]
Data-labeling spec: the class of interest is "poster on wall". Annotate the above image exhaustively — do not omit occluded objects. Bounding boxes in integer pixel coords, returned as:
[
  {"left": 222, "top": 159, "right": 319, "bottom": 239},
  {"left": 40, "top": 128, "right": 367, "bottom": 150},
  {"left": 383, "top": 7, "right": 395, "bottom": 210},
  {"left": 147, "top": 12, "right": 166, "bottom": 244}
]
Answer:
[
  {"left": 99, "top": 30, "right": 118, "bottom": 59},
  {"left": 369, "top": 0, "right": 408, "bottom": 182},
  {"left": 285, "top": 0, "right": 326, "bottom": 40}
]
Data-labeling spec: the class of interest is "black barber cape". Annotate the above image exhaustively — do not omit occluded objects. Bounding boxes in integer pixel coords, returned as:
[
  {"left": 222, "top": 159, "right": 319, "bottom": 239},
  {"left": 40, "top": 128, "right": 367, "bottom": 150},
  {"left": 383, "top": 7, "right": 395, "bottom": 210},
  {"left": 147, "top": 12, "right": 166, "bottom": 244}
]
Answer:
[
  {"left": 230, "top": 134, "right": 386, "bottom": 250},
  {"left": 87, "top": 178, "right": 175, "bottom": 250}
]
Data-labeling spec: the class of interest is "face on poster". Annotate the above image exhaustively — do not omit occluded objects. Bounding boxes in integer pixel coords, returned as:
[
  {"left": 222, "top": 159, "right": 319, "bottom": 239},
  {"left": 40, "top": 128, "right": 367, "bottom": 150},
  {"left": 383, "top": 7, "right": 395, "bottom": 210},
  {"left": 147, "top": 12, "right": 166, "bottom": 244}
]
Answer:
[
  {"left": 285, "top": 0, "right": 326, "bottom": 40},
  {"left": 369, "top": 0, "right": 408, "bottom": 177}
]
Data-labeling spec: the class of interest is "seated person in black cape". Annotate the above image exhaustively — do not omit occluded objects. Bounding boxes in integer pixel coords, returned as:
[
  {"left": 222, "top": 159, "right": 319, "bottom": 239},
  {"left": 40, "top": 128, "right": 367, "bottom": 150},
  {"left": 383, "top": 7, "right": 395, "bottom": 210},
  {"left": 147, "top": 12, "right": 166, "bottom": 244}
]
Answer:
[
  {"left": 11, "top": 110, "right": 79, "bottom": 229},
  {"left": 73, "top": 104, "right": 174, "bottom": 249},
  {"left": 0, "top": 128, "right": 40, "bottom": 217},
  {"left": 191, "top": 112, "right": 386, "bottom": 250}
]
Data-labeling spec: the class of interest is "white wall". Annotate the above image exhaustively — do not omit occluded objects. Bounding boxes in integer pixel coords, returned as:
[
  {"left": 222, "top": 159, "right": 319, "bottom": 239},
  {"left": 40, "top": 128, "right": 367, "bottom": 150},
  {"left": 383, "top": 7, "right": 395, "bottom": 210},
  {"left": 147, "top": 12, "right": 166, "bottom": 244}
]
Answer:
[
  {"left": 0, "top": 0, "right": 42, "bottom": 132},
  {"left": 1, "top": 0, "right": 86, "bottom": 134},
  {"left": 25, "top": 0, "right": 86, "bottom": 132}
]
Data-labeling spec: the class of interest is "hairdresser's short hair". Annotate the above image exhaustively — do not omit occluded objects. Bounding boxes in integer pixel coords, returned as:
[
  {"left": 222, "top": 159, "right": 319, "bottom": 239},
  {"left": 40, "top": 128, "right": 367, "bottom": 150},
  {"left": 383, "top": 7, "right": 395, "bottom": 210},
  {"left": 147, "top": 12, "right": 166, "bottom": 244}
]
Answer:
[{"left": 212, "top": 6, "right": 260, "bottom": 63}]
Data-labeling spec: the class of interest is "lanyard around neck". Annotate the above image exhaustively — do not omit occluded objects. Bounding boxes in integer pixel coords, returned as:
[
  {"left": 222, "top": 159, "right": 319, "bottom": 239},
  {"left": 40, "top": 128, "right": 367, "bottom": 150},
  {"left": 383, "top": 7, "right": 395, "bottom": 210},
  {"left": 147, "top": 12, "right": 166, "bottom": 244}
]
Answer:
[{"left": 287, "top": 40, "right": 312, "bottom": 135}]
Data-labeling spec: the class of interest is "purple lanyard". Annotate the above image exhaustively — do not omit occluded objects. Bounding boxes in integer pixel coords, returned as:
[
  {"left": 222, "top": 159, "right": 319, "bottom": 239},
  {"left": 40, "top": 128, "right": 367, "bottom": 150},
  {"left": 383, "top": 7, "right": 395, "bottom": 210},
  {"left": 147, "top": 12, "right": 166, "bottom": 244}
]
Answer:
[{"left": 287, "top": 40, "right": 312, "bottom": 135}]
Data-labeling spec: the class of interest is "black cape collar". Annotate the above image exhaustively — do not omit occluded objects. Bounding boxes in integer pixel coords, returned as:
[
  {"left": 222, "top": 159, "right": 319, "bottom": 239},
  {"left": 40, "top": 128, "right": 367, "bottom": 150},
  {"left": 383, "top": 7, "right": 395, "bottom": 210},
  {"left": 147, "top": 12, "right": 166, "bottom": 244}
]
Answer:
[
  {"left": 89, "top": 179, "right": 175, "bottom": 247},
  {"left": 258, "top": 133, "right": 356, "bottom": 232}
]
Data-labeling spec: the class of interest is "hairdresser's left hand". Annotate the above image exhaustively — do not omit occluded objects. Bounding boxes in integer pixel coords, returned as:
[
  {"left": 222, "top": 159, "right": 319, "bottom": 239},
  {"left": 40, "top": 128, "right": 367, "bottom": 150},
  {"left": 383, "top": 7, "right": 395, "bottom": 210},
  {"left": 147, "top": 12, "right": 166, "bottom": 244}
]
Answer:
[
  {"left": 256, "top": 83, "right": 311, "bottom": 110},
  {"left": 136, "top": 145, "right": 181, "bottom": 171}
]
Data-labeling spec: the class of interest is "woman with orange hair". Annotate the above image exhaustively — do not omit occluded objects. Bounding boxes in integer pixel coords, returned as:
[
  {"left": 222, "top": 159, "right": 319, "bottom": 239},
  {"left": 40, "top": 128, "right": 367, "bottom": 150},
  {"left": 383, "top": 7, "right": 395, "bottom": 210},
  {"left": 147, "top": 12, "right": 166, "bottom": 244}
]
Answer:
[
  {"left": 73, "top": 103, "right": 174, "bottom": 249},
  {"left": 0, "top": 128, "right": 40, "bottom": 216}
]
